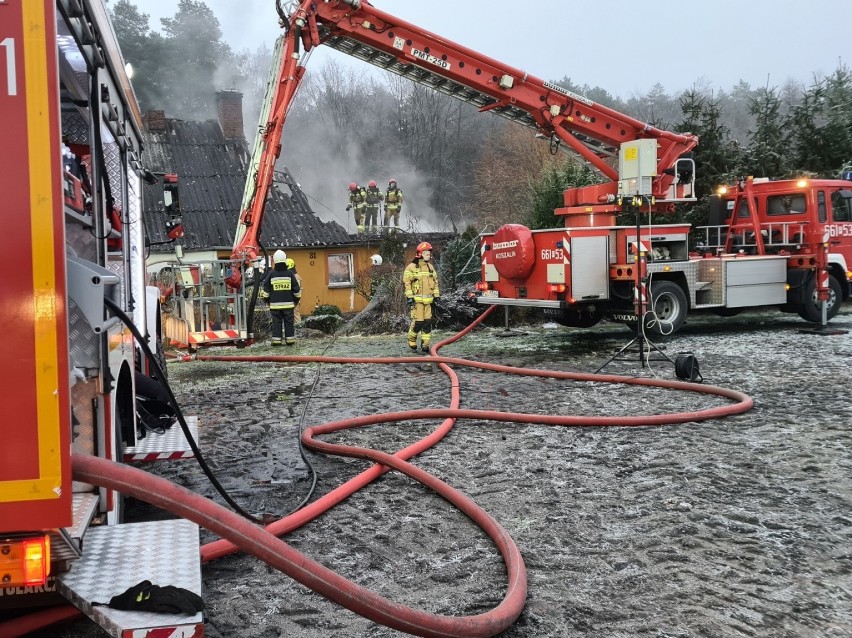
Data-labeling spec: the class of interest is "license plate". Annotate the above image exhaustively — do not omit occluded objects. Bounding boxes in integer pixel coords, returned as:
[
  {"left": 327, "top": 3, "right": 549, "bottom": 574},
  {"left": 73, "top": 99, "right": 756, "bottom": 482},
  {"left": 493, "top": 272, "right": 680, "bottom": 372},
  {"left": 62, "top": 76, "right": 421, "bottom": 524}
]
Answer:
[{"left": 480, "top": 289, "right": 499, "bottom": 297}]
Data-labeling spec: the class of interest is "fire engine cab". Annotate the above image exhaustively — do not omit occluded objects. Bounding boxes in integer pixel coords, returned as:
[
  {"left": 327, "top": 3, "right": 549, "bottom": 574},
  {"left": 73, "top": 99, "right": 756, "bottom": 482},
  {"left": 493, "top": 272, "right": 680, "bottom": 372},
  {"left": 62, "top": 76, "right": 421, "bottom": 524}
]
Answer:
[{"left": 1, "top": 1, "right": 202, "bottom": 635}]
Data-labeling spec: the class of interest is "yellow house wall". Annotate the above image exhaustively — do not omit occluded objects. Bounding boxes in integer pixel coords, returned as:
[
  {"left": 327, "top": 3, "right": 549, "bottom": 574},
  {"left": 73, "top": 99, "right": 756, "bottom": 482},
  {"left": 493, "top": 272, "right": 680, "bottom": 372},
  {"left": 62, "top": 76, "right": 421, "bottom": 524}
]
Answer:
[{"left": 218, "top": 246, "right": 379, "bottom": 316}]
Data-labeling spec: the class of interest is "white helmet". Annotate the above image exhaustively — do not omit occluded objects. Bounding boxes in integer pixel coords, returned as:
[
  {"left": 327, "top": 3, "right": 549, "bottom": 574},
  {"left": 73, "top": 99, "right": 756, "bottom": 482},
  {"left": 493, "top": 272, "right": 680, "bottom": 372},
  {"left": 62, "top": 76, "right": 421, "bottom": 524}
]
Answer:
[
  {"left": 370, "top": 254, "right": 383, "bottom": 266},
  {"left": 273, "top": 249, "right": 287, "bottom": 263}
]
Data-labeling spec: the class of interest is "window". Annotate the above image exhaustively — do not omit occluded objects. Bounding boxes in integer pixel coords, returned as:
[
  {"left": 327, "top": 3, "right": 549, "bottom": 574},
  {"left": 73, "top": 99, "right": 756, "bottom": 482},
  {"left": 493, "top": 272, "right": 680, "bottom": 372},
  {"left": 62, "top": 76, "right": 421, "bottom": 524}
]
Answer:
[
  {"left": 831, "top": 190, "right": 852, "bottom": 222},
  {"left": 727, "top": 198, "right": 753, "bottom": 218},
  {"left": 327, "top": 253, "right": 354, "bottom": 287},
  {"left": 766, "top": 193, "right": 806, "bottom": 216}
]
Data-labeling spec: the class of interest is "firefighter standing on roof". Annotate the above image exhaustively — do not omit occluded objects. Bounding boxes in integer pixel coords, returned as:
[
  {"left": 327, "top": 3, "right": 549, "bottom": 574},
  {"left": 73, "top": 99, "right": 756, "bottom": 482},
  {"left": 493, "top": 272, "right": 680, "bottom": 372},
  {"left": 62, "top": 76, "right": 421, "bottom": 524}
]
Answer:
[
  {"left": 346, "top": 182, "right": 368, "bottom": 233},
  {"left": 261, "top": 250, "right": 301, "bottom": 346},
  {"left": 403, "top": 241, "right": 439, "bottom": 352},
  {"left": 364, "top": 180, "right": 383, "bottom": 232},
  {"left": 384, "top": 178, "right": 403, "bottom": 230}
]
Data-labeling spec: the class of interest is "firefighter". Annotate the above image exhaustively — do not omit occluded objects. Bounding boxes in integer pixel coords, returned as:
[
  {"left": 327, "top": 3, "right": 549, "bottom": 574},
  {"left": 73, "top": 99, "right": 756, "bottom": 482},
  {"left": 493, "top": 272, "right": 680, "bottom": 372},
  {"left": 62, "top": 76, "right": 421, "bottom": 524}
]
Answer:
[
  {"left": 285, "top": 257, "right": 304, "bottom": 323},
  {"left": 261, "top": 250, "right": 301, "bottom": 345},
  {"left": 384, "top": 178, "right": 403, "bottom": 231},
  {"left": 364, "top": 179, "right": 384, "bottom": 232},
  {"left": 403, "top": 241, "right": 440, "bottom": 352},
  {"left": 345, "top": 182, "right": 368, "bottom": 233}
]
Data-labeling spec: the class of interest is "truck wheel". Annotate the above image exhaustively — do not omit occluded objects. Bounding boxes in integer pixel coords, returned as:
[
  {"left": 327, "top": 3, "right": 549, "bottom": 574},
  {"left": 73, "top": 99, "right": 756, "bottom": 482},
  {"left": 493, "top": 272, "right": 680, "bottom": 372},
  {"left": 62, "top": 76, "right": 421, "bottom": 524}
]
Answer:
[
  {"left": 550, "top": 306, "right": 604, "bottom": 328},
  {"left": 798, "top": 274, "right": 842, "bottom": 322},
  {"left": 712, "top": 307, "right": 742, "bottom": 317},
  {"left": 645, "top": 280, "right": 688, "bottom": 335}
]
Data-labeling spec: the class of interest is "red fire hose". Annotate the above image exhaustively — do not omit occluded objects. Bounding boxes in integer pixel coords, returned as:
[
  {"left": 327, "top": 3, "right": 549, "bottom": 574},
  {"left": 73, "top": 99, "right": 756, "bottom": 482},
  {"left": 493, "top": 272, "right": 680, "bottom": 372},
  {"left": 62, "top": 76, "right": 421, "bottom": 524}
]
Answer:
[{"left": 3, "top": 307, "right": 752, "bottom": 637}]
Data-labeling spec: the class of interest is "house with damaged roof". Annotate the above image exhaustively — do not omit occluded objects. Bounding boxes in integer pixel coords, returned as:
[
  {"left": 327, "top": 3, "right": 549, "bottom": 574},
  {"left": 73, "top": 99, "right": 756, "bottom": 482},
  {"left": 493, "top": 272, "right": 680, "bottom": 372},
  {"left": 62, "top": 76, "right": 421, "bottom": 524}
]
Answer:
[{"left": 141, "top": 90, "right": 391, "bottom": 317}]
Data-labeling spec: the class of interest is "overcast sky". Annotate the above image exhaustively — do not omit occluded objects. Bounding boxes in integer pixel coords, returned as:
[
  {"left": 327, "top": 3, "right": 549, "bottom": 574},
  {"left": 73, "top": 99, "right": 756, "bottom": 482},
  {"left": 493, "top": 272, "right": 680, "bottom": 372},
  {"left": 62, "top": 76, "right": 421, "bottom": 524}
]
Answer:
[{"left": 140, "top": 0, "right": 847, "bottom": 96}]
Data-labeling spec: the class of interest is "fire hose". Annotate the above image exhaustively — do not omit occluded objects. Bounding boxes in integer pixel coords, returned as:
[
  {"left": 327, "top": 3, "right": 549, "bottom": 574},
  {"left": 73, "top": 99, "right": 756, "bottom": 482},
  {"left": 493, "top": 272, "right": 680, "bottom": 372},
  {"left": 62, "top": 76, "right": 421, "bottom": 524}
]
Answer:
[{"left": 3, "top": 306, "right": 753, "bottom": 637}]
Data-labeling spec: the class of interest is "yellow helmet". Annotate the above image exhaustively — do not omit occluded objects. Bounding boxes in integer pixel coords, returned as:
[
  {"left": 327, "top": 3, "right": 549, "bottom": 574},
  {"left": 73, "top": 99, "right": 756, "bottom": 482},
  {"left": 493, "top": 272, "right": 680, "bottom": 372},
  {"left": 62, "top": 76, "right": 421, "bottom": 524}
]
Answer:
[{"left": 285, "top": 258, "right": 295, "bottom": 270}]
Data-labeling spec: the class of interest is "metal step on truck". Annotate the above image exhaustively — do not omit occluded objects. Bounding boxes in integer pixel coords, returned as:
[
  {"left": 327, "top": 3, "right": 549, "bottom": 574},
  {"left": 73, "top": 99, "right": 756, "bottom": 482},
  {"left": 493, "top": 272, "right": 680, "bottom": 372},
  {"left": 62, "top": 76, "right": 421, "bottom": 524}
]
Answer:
[{"left": 1, "top": 1, "right": 203, "bottom": 635}]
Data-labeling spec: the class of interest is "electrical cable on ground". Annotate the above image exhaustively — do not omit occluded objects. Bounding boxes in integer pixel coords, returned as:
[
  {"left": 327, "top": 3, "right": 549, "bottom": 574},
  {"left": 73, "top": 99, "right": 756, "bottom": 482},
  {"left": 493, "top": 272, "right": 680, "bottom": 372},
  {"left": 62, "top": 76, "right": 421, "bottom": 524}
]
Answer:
[
  {"left": 104, "top": 297, "right": 263, "bottom": 524},
  {"left": 4, "top": 305, "right": 754, "bottom": 638}
]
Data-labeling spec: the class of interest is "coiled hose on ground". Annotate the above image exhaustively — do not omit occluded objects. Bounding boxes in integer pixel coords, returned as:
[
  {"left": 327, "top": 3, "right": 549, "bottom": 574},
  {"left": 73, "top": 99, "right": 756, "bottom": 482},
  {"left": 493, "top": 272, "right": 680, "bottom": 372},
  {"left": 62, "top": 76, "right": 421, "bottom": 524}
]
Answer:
[{"left": 3, "top": 306, "right": 753, "bottom": 637}]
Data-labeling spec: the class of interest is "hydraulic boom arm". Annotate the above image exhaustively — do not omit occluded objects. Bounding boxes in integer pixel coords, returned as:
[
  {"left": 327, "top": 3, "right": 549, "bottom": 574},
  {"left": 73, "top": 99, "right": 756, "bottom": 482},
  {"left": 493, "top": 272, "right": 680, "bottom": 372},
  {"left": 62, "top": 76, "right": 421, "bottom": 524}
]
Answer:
[{"left": 231, "top": 0, "right": 698, "bottom": 265}]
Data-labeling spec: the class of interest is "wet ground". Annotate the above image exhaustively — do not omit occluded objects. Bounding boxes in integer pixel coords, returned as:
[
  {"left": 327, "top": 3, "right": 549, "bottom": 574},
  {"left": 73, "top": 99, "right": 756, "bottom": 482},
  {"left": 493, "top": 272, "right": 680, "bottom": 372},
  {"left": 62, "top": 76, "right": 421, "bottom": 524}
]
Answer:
[{"left": 28, "top": 306, "right": 852, "bottom": 637}]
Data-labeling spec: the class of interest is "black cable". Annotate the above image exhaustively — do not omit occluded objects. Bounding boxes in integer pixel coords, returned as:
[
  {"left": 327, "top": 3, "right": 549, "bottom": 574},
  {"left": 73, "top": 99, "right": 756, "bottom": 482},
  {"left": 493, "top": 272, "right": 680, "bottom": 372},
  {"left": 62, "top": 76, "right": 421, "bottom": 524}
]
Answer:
[
  {"left": 104, "top": 297, "right": 263, "bottom": 524},
  {"left": 288, "top": 330, "right": 345, "bottom": 513}
]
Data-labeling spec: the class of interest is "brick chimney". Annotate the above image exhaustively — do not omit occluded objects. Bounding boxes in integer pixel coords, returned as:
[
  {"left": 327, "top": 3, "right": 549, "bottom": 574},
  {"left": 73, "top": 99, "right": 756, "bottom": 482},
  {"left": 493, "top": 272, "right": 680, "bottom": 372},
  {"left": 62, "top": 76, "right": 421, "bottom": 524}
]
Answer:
[
  {"left": 216, "top": 90, "right": 244, "bottom": 140},
  {"left": 143, "top": 110, "right": 167, "bottom": 133}
]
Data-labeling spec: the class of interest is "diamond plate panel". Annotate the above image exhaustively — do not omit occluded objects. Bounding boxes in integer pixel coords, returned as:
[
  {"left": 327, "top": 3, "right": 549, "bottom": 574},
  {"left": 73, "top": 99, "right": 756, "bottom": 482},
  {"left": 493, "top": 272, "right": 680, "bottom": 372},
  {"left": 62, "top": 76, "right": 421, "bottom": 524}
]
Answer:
[
  {"left": 61, "top": 111, "right": 89, "bottom": 145},
  {"left": 71, "top": 378, "right": 99, "bottom": 493},
  {"left": 66, "top": 217, "right": 99, "bottom": 264},
  {"left": 125, "top": 417, "right": 198, "bottom": 462},
  {"left": 69, "top": 298, "right": 100, "bottom": 370},
  {"left": 67, "top": 493, "right": 100, "bottom": 540},
  {"left": 58, "top": 520, "right": 202, "bottom": 638},
  {"left": 49, "top": 493, "right": 100, "bottom": 563}
]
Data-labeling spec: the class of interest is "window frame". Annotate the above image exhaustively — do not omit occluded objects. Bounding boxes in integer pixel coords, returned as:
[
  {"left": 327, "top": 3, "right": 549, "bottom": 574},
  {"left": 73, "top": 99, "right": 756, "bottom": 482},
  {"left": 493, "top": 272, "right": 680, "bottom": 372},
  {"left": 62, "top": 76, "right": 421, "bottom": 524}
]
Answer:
[{"left": 327, "top": 252, "right": 355, "bottom": 288}]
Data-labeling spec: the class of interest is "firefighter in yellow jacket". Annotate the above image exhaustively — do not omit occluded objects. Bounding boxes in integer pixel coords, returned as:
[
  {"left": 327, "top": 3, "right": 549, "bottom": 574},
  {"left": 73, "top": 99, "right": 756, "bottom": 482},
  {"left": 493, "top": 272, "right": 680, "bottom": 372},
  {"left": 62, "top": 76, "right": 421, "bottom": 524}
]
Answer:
[
  {"left": 345, "top": 182, "right": 367, "bottom": 233},
  {"left": 384, "top": 178, "right": 403, "bottom": 230},
  {"left": 403, "top": 241, "right": 439, "bottom": 352}
]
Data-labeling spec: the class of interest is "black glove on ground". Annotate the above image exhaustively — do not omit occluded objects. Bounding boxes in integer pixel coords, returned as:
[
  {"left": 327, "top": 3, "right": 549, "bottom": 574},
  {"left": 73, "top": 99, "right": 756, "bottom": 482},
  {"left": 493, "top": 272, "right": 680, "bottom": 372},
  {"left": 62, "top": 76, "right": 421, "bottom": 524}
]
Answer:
[{"left": 95, "top": 580, "right": 205, "bottom": 615}]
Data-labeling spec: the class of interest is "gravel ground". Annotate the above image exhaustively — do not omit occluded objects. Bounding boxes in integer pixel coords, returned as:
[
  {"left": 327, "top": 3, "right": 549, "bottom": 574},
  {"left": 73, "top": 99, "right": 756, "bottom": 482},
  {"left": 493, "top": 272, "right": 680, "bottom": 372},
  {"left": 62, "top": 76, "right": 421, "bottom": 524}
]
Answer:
[{"left": 21, "top": 305, "right": 852, "bottom": 637}]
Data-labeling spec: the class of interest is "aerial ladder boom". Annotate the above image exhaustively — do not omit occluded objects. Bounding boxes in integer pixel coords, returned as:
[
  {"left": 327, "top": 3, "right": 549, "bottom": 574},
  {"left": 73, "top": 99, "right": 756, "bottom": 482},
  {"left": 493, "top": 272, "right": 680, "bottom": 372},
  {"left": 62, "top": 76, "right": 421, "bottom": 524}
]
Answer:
[{"left": 231, "top": 0, "right": 698, "bottom": 267}]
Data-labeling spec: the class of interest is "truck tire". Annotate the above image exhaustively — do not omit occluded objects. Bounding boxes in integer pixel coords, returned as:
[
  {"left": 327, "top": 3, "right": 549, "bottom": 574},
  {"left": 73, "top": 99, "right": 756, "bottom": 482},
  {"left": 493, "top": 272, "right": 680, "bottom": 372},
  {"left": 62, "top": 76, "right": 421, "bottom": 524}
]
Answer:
[
  {"left": 645, "top": 280, "right": 689, "bottom": 335},
  {"left": 549, "top": 306, "right": 604, "bottom": 328},
  {"left": 797, "top": 274, "right": 842, "bottom": 322}
]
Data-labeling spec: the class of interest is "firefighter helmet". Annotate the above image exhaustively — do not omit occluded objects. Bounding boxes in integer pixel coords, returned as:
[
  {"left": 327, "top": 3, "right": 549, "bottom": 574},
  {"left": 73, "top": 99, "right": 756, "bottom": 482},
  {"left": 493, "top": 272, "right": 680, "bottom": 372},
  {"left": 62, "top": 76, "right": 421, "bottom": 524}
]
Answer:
[
  {"left": 388, "top": 178, "right": 397, "bottom": 186},
  {"left": 371, "top": 254, "right": 383, "bottom": 266},
  {"left": 415, "top": 241, "right": 432, "bottom": 257},
  {"left": 285, "top": 258, "right": 295, "bottom": 270},
  {"left": 369, "top": 180, "right": 377, "bottom": 188},
  {"left": 273, "top": 249, "right": 287, "bottom": 263},
  {"left": 349, "top": 182, "right": 357, "bottom": 191}
]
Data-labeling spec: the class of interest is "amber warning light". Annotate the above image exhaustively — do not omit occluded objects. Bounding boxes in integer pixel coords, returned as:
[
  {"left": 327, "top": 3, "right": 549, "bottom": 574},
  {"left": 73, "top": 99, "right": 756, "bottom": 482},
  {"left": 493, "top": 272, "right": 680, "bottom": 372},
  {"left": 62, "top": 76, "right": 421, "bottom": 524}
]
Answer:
[{"left": 0, "top": 535, "right": 51, "bottom": 587}]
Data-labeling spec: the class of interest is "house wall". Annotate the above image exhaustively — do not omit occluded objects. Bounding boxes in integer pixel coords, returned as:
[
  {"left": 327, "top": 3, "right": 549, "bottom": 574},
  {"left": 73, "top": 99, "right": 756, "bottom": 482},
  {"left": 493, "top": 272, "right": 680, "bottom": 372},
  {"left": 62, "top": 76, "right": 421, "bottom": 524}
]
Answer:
[
  {"left": 277, "top": 246, "right": 378, "bottom": 315},
  {"left": 195, "top": 245, "right": 381, "bottom": 316}
]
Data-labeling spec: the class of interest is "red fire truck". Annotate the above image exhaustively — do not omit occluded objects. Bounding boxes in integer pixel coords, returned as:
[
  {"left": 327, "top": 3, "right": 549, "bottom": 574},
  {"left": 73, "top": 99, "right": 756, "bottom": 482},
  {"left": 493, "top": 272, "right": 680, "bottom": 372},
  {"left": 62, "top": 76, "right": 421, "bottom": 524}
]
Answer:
[
  {"left": 481, "top": 175, "right": 852, "bottom": 334},
  {"left": 228, "top": 0, "right": 850, "bottom": 337},
  {"left": 1, "top": 1, "right": 202, "bottom": 635}
]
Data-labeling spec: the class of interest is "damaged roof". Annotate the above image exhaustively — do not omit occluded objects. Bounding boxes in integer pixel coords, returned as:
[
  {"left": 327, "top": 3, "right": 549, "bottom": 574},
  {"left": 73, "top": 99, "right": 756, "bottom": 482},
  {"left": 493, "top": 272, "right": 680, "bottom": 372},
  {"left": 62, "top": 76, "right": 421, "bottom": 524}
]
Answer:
[{"left": 141, "top": 118, "right": 351, "bottom": 252}]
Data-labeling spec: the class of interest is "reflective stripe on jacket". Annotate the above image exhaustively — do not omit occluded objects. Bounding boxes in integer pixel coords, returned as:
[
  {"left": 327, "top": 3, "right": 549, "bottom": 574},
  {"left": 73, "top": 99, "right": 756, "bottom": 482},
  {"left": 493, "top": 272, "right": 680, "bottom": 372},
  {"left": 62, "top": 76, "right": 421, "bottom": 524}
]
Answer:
[
  {"left": 403, "top": 258, "right": 439, "bottom": 304},
  {"left": 385, "top": 187, "right": 403, "bottom": 210},
  {"left": 261, "top": 265, "right": 302, "bottom": 309},
  {"left": 365, "top": 186, "right": 383, "bottom": 206},
  {"left": 349, "top": 188, "right": 367, "bottom": 210}
]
